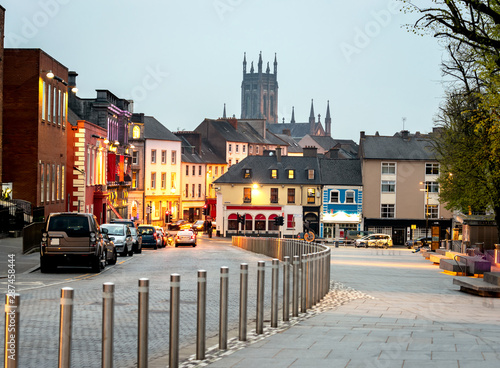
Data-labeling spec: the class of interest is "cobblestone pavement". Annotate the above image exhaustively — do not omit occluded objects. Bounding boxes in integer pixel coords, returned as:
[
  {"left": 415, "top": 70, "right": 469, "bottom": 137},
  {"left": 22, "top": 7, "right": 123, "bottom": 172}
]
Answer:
[
  {"left": 1, "top": 236, "right": 282, "bottom": 368},
  {"left": 183, "top": 247, "right": 500, "bottom": 368}
]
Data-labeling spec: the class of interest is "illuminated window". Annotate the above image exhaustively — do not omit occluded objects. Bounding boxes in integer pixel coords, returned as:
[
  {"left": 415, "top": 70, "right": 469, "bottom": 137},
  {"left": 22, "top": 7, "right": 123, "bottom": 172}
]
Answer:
[
  {"left": 52, "top": 164, "right": 56, "bottom": 201},
  {"left": 243, "top": 188, "right": 251, "bottom": 203},
  {"left": 132, "top": 125, "right": 141, "bottom": 139},
  {"left": 288, "top": 170, "right": 295, "bottom": 179},
  {"left": 271, "top": 169, "right": 278, "bottom": 179},
  {"left": 308, "top": 169, "right": 315, "bottom": 180},
  {"left": 42, "top": 81, "right": 47, "bottom": 121},
  {"left": 243, "top": 169, "right": 251, "bottom": 179},
  {"left": 307, "top": 188, "right": 315, "bottom": 204},
  {"left": 171, "top": 172, "right": 176, "bottom": 189},
  {"left": 132, "top": 172, "right": 137, "bottom": 189},
  {"left": 61, "top": 165, "right": 65, "bottom": 198},
  {"left": 56, "top": 164, "right": 60, "bottom": 200}
]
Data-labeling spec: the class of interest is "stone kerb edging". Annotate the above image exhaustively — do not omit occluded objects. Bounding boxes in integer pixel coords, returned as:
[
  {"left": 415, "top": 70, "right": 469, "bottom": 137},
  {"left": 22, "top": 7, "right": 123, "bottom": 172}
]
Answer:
[{"left": 180, "top": 281, "right": 374, "bottom": 368}]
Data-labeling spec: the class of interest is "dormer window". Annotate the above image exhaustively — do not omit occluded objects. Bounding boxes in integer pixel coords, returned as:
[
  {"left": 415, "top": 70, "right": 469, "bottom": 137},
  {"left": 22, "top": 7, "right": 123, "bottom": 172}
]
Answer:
[
  {"left": 132, "top": 125, "right": 141, "bottom": 139},
  {"left": 288, "top": 169, "right": 295, "bottom": 179},
  {"left": 271, "top": 169, "right": 278, "bottom": 179},
  {"left": 243, "top": 169, "right": 252, "bottom": 179},
  {"left": 308, "top": 169, "right": 315, "bottom": 180}
]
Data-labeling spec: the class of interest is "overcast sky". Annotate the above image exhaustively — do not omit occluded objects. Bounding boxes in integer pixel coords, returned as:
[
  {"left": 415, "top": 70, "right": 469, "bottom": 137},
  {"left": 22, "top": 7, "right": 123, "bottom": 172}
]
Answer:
[{"left": 3, "top": 0, "right": 445, "bottom": 142}]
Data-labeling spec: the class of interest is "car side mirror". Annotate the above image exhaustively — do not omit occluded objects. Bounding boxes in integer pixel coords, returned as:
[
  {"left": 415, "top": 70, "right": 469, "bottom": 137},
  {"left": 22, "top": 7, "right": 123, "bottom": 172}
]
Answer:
[{"left": 109, "top": 236, "right": 115, "bottom": 241}]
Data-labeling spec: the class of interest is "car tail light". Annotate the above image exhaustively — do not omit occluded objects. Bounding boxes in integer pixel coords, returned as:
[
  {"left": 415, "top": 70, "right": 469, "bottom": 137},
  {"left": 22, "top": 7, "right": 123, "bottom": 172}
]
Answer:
[
  {"left": 191, "top": 234, "right": 195, "bottom": 240},
  {"left": 90, "top": 232, "right": 97, "bottom": 247},
  {"left": 41, "top": 232, "right": 48, "bottom": 248}
]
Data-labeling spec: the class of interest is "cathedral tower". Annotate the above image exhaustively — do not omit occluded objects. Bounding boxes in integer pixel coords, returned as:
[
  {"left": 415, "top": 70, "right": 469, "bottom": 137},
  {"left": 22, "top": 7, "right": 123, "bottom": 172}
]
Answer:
[{"left": 241, "top": 52, "right": 279, "bottom": 124}]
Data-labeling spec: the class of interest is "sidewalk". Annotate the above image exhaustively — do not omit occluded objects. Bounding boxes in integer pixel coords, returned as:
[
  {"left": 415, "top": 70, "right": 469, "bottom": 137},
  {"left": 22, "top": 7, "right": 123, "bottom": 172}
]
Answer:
[
  {"left": 186, "top": 247, "right": 500, "bottom": 368},
  {"left": 0, "top": 235, "right": 40, "bottom": 277}
]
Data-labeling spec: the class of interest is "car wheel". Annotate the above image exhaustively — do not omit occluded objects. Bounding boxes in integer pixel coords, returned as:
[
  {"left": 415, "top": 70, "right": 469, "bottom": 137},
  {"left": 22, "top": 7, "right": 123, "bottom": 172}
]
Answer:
[
  {"left": 40, "top": 256, "right": 53, "bottom": 273},
  {"left": 153, "top": 243, "right": 158, "bottom": 250},
  {"left": 128, "top": 245, "right": 134, "bottom": 256},
  {"left": 137, "top": 245, "right": 142, "bottom": 254},
  {"left": 91, "top": 252, "right": 103, "bottom": 273},
  {"left": 108, "top": 249, "right": 117, "bottom": 265},
  {"left": 121, "top": 245, "right": 128, "bottom": 257}
]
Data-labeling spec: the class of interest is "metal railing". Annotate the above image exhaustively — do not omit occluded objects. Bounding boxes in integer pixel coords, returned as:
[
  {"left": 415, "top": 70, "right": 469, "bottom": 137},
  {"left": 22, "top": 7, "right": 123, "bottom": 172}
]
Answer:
[{"left": 4, "top": 237, "right": 331, "bottom": 368}]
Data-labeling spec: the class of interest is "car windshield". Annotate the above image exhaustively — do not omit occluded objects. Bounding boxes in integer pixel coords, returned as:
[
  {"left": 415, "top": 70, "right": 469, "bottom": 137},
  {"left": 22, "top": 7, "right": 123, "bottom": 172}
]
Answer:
[
  {"left": 138, "top": 227, "right": 154, "bottom": 235},
  {"left": 48, "top": 215, "right": 90, "bottom": 237},
  {"left": 130, "top": 228, "right": 137, "bottom": 235},
  {"left": 101, "top": 225, "right": 124, "bottom": 236}
]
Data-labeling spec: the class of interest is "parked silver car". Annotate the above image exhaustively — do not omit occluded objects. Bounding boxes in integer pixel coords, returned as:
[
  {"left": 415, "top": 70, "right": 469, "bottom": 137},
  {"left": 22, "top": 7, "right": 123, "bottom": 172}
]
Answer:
[
  {"left": 101, "top": 223, "right": 134, "bottom": 257},
  {"left": 355, "top": 234, "right": 393, "bottom": 248}
]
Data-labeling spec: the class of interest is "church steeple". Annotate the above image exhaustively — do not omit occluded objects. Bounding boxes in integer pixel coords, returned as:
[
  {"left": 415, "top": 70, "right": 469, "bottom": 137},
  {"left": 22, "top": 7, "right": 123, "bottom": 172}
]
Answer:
[
  {"left": 291, "top": 106, "right": 296, "bottom": 124},
  {"left": 250, "top": 61, "right": 254, "bottom": 73},
  {"left": 309, "top": 99, "right": 316, "bottom": 134},
  {"left": 266, "top": 62, "right": 270, "bottom": 74},
  {"left": 243, "top": 52, "right": 247, "bottom": 74},
  {"left": 258, "top": 51, "right": 263, "bottom": 73},
  {"left": 274, "top": 53, "right": 277, "bottom": 76},
  {"left": 325, "top": 100, "right": 332, "bottom": 137}
]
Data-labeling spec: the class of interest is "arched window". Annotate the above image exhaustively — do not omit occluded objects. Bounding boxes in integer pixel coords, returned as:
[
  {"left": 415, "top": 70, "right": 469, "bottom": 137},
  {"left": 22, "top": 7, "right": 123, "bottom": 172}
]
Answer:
[
  {"left": 228, "top": 213, "right": 238, "bottom": 230},
  {"left": 132, "top": 125, "right": 141, "bottom": 139},
  {"left": 255, "top": 214, "right": 266, "bottom": 231}
]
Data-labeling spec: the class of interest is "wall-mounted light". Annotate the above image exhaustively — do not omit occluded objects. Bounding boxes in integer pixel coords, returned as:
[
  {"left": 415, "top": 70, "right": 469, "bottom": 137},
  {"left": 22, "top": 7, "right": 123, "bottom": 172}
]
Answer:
[
  {"left": 71, "top": 87, "right": 78, "bottom": 93},
  {"left": 129, "top": 144, "right": 135, "bottom": 149},
  {"left": 44, "top": 70, "right": 54, "bottom": 79},
  {"left": 42, "top": 70, "right": 68, "bottom": 85},
  {"left": 114, "top": 140, "right": 120, "bottom": 146}
]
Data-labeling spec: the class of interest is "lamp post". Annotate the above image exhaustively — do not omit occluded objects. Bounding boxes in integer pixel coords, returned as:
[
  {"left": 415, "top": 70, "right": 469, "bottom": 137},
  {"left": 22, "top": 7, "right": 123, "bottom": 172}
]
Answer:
[{"left": 419, "top": 182, "right": 429, "bottom": 238}]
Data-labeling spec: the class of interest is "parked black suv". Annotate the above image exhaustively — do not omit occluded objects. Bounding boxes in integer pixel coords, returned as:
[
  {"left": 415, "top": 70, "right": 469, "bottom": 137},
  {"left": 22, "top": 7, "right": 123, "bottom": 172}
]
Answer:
[{"left": 40, "top": 212, "right": 109, "bottom": 273}]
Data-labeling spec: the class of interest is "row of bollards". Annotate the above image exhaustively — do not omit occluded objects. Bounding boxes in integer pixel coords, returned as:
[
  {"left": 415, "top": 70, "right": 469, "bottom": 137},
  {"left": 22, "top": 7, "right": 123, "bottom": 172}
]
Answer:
[{"left": 4, "top": 237, "right": 330, "bottom": 368}]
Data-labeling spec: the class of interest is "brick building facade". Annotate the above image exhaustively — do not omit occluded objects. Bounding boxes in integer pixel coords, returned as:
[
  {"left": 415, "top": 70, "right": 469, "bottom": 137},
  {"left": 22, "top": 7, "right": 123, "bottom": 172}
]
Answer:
[{"left": 3, "top": 49, "right": 69, "bottom": 218}]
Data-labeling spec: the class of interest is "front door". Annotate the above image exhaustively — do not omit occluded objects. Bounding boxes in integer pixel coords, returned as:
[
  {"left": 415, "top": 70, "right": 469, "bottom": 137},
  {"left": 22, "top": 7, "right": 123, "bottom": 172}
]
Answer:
[{"left": 392, "top": 228, "right": 405, "bottom": 246}]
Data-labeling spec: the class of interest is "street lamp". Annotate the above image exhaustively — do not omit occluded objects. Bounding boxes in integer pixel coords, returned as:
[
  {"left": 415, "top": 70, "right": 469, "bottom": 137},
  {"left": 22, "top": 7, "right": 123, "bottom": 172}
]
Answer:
[{"left": 419, "top": 182, "right": 429, "bottom": 238}]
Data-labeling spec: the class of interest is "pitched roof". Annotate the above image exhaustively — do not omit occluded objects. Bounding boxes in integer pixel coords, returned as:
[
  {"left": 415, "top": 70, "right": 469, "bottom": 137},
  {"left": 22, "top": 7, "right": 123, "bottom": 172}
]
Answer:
[
  {"left": 143, "top": 116, "right": 181, "bottom": 141},
  {"left": 200, "top": 139, "right": 227, "bottom": 164},
  {"left": 360, "top": 131, "right": 435, "bottom": 160},
  {"left": 273, "top": 133, "right": 303, "bottom": 153},
  {"left": 319, "top": 159, "right": 362, "bottom": 185},
  {"left": 214, "top": 155, "right": 321, "bottom": 185},
  {"left": 267, "top": 122, "right": 316, "bottom": 140}
]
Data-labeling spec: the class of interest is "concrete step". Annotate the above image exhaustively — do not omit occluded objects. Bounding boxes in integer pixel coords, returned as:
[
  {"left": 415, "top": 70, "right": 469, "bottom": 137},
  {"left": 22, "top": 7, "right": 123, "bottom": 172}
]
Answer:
[
  {"left": 429, "top": 254, "right": 448, "bottom": 264},
  {"left": 453, "top": 276, "right": 500, "bottom": 297},
  {"left": 440, "top": 259, "right": 466, "bottom": 273},
  {"left": 436, "top": 249, "right": 447, "bottom": 255},
  {"left": 484, "top": 272, "right": 500, "bottom": 286}
]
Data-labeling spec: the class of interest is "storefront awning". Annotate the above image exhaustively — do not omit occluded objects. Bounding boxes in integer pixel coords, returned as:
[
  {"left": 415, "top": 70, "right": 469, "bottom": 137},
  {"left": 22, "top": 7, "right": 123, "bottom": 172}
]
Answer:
[{"left": 322, "top": 211, "right": 360, "bottom": 224}]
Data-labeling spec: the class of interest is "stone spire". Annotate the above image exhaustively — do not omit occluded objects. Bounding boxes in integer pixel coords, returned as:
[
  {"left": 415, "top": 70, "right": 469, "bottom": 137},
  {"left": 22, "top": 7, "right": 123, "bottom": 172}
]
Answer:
[
  {"left": 325, "top": 100, "right": 332, "bottom": 137},
  {"left": 223, "top": 103, "right": 227, "bottom": 119},
  {"left": 291, "top": 106, "right": 296, "bottom": 124},
  {"left": 243, "top": 52, "right": 247, "bottom": 74},
  {"left": 258, "top": 51, "right": 262, "bottom": 73}
]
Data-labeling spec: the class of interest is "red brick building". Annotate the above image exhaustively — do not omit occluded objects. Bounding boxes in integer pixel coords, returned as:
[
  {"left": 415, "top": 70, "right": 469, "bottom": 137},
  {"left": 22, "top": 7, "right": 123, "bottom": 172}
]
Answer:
[{"left": 3, "top": 49, "right": 69, "bottom": 219}]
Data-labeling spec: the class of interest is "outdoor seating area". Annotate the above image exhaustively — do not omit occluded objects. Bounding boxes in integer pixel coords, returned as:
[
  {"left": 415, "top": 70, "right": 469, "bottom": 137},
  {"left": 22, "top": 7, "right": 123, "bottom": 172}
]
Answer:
[{"left": 418, "top": 244, "right": 500, "bottom": 297}]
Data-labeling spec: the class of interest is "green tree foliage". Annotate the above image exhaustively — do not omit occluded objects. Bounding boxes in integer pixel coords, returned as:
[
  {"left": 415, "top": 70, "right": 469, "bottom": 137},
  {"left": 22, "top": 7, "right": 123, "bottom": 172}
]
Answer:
[{"left": 403, "top": 1, "right": 500, "bottom": 238}]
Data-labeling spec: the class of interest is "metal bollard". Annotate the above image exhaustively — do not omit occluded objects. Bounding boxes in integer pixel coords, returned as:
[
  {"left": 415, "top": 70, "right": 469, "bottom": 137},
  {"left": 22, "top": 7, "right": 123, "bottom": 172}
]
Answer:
[
  {"left": 292, "top": 255, "right": 299, "bottom": 317},
  {"left": 196, "top": 270, "right": 207, "bottom": 360},
  {"left": 283, "top": 256, "right": 290, "bottom": 321},
  {"left": 138, "top": 279, "right": 149, "bottom": 368},
  {"left": 239, "top": 264, "right": 248, "bottom": 341},
  {"left": 59, "top": 287, "right": 74, "bottom": 368},
  {"left": 169, "top": 274, "right": 180, "bottom": 368},
  {"left": 301, "top": 254, "right": 307, "bottom": 313},
  {"left": 102, "top": 282, "right": 115, "bottom": 368},
  {"left": 219, "top": 267, "right": 229, "bottom": 350},
  {"left": 307, "top": 254, "right": 313, "bottom": 309},
  {"left": 5, "top": 293, "right": 20, "bottom": 368},
  {"left": 256, "top": 261, "right": 265, "bottom": 334},
  {"left": 311, "top": 252, "right": 317, "bottom": 306},
  {"left": 271, "top": 259, "right": 279, "bottom": 328}
]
